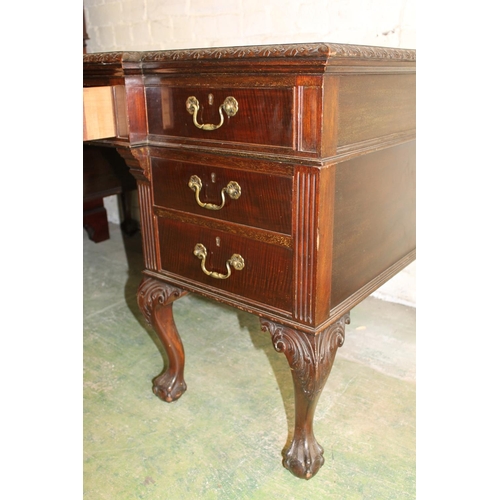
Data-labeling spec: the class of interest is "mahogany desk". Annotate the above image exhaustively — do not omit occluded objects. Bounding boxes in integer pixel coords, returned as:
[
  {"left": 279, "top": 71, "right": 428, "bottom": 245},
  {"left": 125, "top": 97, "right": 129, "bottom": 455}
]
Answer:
[{"left": 83, "top": 42, "right": 416, "bottom": 480}]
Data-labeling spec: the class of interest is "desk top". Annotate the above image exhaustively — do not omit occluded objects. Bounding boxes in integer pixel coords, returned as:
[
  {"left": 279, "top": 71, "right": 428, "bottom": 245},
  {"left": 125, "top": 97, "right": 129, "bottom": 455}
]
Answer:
[{"left": 83, "top": 42, "right": 415, "bottom": 73}]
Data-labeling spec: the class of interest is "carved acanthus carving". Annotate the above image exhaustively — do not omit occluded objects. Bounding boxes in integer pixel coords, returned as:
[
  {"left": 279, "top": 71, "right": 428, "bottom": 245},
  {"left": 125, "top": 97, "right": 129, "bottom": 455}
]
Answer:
[
  {"left": 141, "top": 43, "right": 415, "bottom": 62},
  {"left": 83, "top": 52, "right": 141, "bottom": 64},
  {"left": 137, "top": 277, "right": 185, "bottom": 326},
  {"left": 84, "top": 43, "right": 415, "bottom": 65},
  {"left": 262, "top": 314, "right": 349, "bottom": 401}
]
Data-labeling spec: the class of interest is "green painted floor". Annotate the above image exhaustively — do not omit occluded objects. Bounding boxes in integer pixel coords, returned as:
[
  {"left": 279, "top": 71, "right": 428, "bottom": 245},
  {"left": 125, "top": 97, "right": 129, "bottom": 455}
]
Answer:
[{"left": 83, "top": 223, "right": 416, "bottom": 499}]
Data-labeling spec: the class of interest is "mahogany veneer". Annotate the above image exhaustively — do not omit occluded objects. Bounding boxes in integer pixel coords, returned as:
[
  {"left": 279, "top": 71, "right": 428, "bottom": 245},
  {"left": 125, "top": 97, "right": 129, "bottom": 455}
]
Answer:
[{"left": 83, "top": 42, "right": 416, "bottom": 480}]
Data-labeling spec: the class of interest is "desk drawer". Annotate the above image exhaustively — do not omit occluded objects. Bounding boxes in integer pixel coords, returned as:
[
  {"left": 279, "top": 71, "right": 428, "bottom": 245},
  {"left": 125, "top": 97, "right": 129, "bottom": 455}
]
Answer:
[
  {"left": 151, "top": 158, "right": 292, "bottom": 235},
  {"left": 157, "top": 218, "right": 293, "bottom": 313},
  {"left": 146, "top": 85, "right": 294, "bottom": 149}
]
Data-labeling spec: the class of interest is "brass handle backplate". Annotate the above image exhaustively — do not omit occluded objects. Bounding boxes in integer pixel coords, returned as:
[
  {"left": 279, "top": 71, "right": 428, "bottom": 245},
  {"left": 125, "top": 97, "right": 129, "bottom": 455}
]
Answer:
[
  {"left": 188, "top": 175, "right": 241, "bottom": 211},
  {"left": 185, "top": 95, "right": 238, "bottom": 131},
  {"left": 193, "top": 243, "right": 245, "bottom": 280}
]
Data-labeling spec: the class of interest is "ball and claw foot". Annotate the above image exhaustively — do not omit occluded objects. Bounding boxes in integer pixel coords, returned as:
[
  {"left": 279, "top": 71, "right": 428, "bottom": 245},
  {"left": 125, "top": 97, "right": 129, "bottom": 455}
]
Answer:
[
  {"left": 152, "top": 372, "right": 187, "bottom": 403},
  {"left": 283, "top": 437, "right": 325, "bottom": 480}
]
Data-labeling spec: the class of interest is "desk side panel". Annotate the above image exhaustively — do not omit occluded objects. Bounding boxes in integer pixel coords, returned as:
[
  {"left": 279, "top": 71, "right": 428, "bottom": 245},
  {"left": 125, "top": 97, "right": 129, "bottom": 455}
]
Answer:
[
  {"left": 330, "top": 141, "right": 416, "bottom": 309},
  {"left": 336, "top": 73, "right": 416, "bottom": 149}
]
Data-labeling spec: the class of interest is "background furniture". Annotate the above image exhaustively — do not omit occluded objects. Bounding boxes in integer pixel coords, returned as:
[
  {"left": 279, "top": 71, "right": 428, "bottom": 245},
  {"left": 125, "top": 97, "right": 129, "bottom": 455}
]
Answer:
[
  {"left": 83, "top": 11, "right": 138, "bottom": 243},
  {"left": 83, "top": 144, "right": 138, "bottom": 242}
]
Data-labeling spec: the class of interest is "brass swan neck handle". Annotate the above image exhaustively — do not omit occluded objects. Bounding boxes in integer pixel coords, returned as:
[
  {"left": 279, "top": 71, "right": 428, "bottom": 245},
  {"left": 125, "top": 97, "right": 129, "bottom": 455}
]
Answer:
[
  {"left": 188, "top": 175, "right": 241, "bottom": 211},
  {"left": 193, "top": 243, "right": 245, "bottom": 280},
  {"left": 185, "top": 95, "right": 239, "bottom": 131}
]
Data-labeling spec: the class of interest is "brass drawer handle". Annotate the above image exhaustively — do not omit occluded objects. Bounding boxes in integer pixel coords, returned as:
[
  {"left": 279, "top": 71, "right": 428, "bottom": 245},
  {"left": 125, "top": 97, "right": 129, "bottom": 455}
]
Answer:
[
  {"left": 193, "top": 243, "right": 245, "bottom": 280},
  {"left": 188, "top": 175, "right": 241, "bottom": 211},
  {"left": 185, "top": 95, "right": 238, "bottom": 131}
]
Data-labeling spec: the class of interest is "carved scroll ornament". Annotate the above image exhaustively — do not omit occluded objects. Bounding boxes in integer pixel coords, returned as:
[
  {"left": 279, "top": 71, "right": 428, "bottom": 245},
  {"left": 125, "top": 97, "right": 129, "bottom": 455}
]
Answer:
[
  {"left": 137, "top": 277, "right": 185, "bottom": 326},
  {"left": 261, "top": 314, "right": 350, "bottom": 401}
]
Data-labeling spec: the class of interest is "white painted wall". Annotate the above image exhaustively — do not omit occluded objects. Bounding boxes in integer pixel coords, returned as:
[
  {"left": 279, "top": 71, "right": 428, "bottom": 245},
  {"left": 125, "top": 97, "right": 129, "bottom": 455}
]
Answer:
[
  {"left": 84, "top": 0, "right": 415, "bottom": 52},
  {"left": 85, "top": 0, "right": 416, "bottom": 306}
]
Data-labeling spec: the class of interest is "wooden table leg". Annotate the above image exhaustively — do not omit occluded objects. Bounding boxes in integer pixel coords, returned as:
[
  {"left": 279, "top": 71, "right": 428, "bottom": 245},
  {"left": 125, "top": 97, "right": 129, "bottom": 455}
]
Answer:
[
  {"left": 137, "top": 276, "right": 188, "bottom": 403},
  {"left": 261, "top": 313, "right": 350, "bottom": 479}
]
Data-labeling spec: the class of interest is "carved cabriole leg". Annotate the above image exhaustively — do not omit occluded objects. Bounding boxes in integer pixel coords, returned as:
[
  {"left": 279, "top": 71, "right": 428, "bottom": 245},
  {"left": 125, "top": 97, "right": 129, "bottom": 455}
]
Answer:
[
  {"left": 137, "top": 276, "right": 188, "bottom": 403},
  {"left": 261, "top": 313, "right": 350, "bottom": 480}
]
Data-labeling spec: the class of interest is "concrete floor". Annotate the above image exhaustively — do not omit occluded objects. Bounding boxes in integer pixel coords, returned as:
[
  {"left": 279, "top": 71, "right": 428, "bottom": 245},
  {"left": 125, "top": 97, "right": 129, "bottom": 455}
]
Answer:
[{"left": 83, "top": 223, "right": 415, "bottom": 499}]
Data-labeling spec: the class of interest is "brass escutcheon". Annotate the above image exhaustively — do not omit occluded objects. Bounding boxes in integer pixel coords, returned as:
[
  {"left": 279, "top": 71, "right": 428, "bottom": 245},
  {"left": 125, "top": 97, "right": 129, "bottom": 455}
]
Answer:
[
  {"left": 193, "top": 243, "right": 245, "bottom": 280},
  {"left": 185, "top": 95, "right": 238, "bottom": 131},
  {"left": 188, "top": 175, "right": 241, "bottom": 211}
]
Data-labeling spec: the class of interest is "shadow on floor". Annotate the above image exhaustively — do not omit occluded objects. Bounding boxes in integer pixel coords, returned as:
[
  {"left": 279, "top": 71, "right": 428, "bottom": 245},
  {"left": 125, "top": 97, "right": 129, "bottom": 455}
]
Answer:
[{"left": 84, "top": 223, "right": 416, "bottom": 499}]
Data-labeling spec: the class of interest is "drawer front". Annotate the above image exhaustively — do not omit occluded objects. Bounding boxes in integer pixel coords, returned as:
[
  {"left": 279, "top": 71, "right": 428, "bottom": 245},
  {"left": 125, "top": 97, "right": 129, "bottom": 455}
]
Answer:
[
  {"left": 146, "top": 85, "right": 294, "bottom": 149},
  {"left": 157, "top": 218, "right": 293, "bottom": 313},
  {"left": 151, "top": 158, "right": 293, "bottom": 235}
]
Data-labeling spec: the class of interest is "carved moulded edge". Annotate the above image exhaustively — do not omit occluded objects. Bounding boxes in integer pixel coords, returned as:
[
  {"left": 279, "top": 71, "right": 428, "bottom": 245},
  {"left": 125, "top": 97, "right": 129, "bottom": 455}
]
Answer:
[
  {"left": 83, "top": 43, "right": 415, "bottom": 65},
  {"left": 141, "top": 43, "right": 415, "bottom": 62},
  {"left": 83, "top": 51, "right": 142, "bottom": 64}
]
